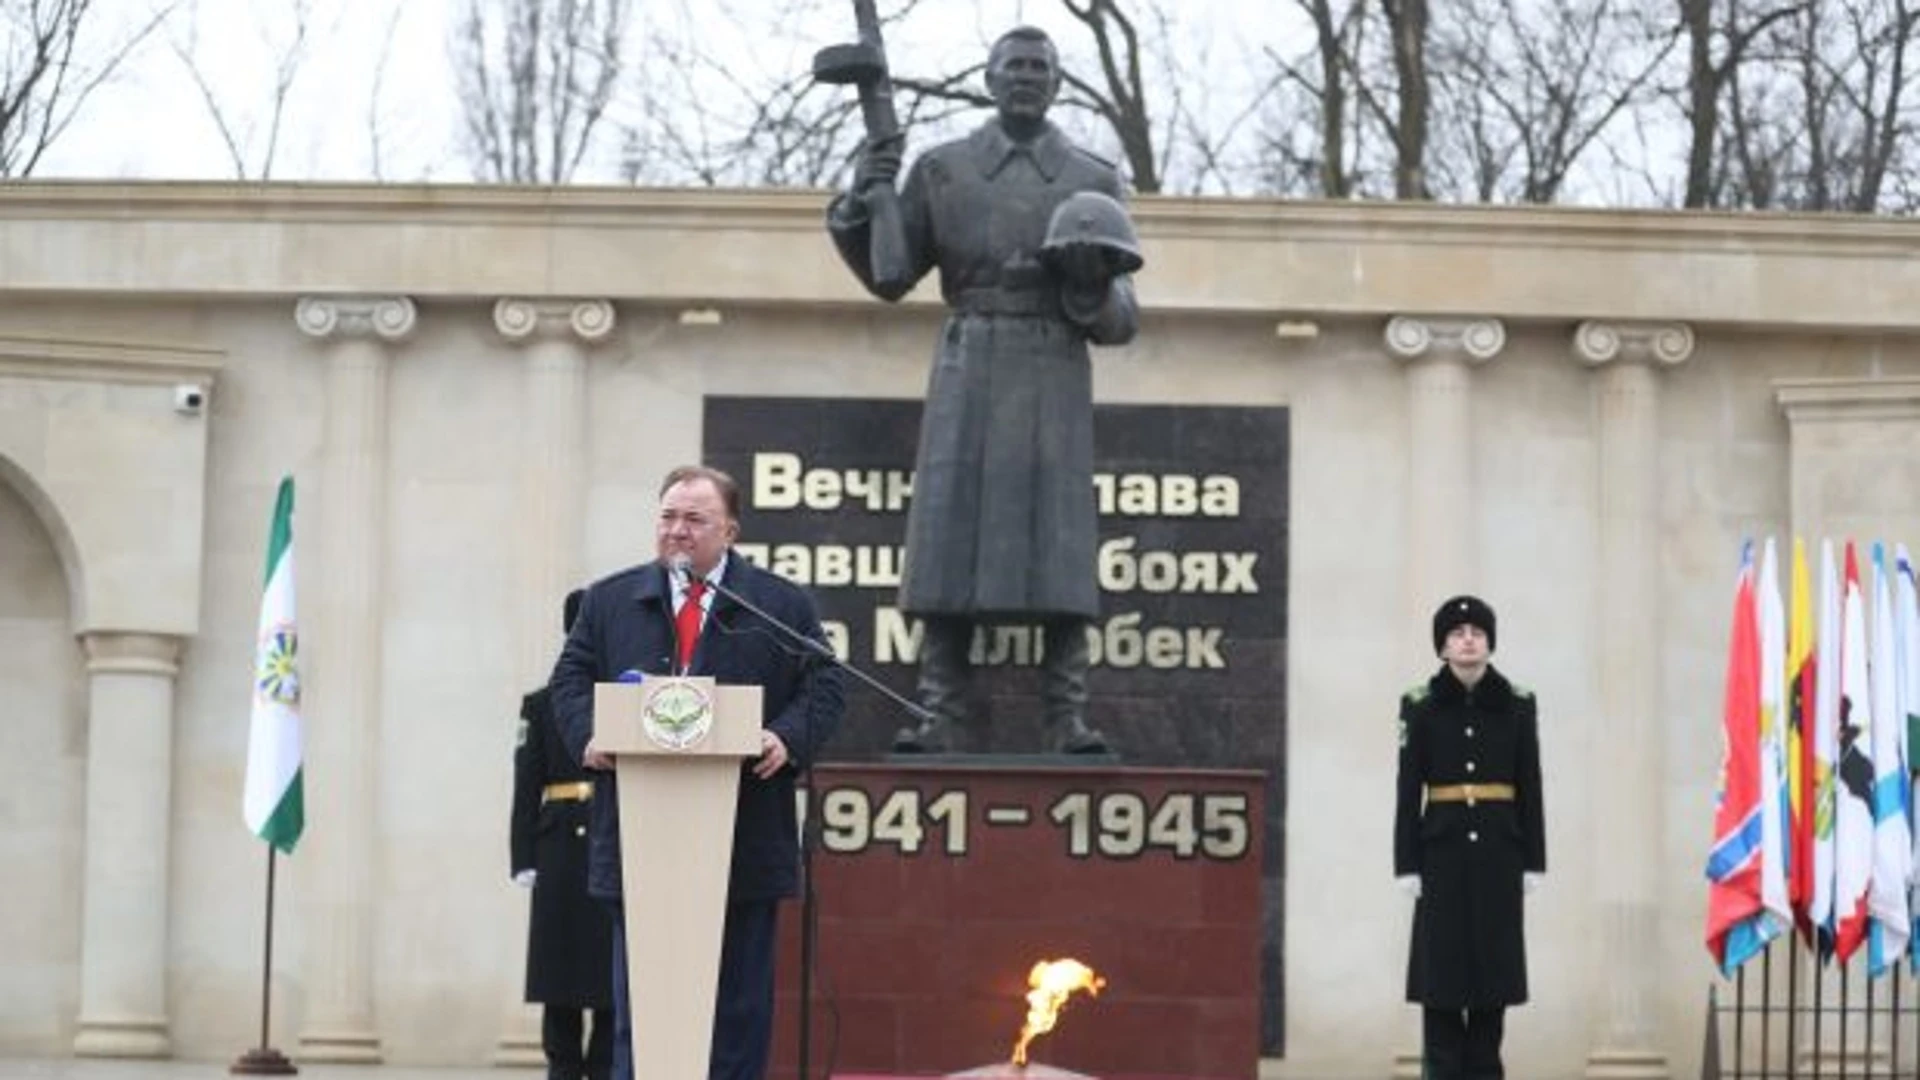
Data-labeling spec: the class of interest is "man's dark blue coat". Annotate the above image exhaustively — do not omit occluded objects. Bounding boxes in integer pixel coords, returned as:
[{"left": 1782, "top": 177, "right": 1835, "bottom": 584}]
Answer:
[{"left": 549, "top": 554, "right": 843, "bottom": 902}]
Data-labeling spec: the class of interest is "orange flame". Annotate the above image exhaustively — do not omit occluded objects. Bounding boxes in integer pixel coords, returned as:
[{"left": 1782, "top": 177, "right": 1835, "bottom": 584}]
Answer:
[{"left": 1010, "top": 958, "right": 1105, "bottom": 1066}]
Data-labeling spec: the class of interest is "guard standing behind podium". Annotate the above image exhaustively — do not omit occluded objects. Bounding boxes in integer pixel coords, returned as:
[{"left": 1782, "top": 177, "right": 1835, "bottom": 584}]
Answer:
[
  {"left": 1394, "top": 596, "right": 1545, "bottom": 1080},
  {"left": 549, "top": 464, "right": 844, "bottom": 1080},
  {"left": 511, "top": 588, "right": 613, "bottom": 1080}
]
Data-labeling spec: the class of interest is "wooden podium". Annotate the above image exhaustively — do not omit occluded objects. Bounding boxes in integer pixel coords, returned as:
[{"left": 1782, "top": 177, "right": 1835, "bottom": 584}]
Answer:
[{"left": 594, "top": 676, "right": 763, "bottom": 1078}]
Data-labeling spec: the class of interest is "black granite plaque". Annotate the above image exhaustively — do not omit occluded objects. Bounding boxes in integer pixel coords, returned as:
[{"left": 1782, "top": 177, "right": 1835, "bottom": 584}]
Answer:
[{"left": 705, "top": 396, "right": 1290, "bottom": 1053}]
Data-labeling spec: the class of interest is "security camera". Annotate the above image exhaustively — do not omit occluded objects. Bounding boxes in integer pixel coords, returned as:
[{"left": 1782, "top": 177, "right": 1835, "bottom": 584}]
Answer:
[{"left": 173, "top": 384, "right": 206, "bottom": 415}]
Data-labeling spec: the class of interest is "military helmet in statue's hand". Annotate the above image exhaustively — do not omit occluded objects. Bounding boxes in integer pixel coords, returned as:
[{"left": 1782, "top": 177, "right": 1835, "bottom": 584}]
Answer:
[{"left": 1042, "top": 190, "right": 1145, "bottom": 274}]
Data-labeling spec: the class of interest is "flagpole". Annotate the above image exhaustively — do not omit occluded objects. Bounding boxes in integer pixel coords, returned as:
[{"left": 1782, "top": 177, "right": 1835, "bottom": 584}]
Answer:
[
  {"left": 260, "top": 847, "right": 278, "bottom": 1052},
  {"left": 231, "top": 845, "right": 296, "bottom": 1075}
]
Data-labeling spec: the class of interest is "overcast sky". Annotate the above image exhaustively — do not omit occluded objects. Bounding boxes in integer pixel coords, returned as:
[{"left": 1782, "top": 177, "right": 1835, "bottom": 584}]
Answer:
[
  {"left": 38, "top": 0, "right": 457, "bottom": 180},
  {"left": 30, "top": 0, "right": 1296, "bottom": 186}
]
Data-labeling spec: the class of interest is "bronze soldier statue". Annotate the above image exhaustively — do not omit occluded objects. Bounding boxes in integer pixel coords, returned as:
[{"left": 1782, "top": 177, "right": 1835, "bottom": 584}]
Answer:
[
  {"left": 825, "top": 24, "right": 1143, "bottom": 755},
  {"left": 1394, "top": 596, "right": 1546, "bottom": 1080}
]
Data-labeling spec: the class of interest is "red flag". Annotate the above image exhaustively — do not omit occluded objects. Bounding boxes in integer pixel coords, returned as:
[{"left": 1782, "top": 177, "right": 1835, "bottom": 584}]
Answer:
[{"left": 1708, "top": 546, "right": 1765, "bottom": 970}]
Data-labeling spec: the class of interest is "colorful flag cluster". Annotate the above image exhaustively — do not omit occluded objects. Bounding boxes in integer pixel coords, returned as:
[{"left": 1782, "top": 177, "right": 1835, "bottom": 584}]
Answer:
[{"left": 1707, "top": 538, "right": 1920, "bottom": 976}]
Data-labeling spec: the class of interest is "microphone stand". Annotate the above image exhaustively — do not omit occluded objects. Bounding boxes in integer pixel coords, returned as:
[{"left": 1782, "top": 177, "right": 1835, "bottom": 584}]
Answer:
[
  {"left": 701, "top": 572, "right": 937, "bottom": 728},
  {"left": 798, "top": 757, "right": 819, "bottom": 1080},
  {"left": 698, "top": 569, "right": 930, "bottom": 1078}
]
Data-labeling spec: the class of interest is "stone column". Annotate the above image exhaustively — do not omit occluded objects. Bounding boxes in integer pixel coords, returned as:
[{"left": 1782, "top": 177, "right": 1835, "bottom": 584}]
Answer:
[
  {"left": 1387, "top": 315, "right": 1506, "bottom": 632},
  {"left": 72, "top": 632, "right": 185, "bottom": 1057},
  {"left": 1383, "top": 315, "right": 1506, "bottom": 1078},
  {"left": 1575, "top": 320, "right": 1693, "bottom": 1080},
  {"left": 490, "top": 298, "right": 611, "bottom": 1064},
  {"left": 293, "top": 295, "right": 416, "bottom": 1063}
]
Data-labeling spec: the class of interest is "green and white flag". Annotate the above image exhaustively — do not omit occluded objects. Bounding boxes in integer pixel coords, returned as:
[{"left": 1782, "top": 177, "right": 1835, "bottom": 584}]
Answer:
[{"left": 244, "top": 476, "right": 304, "bottom": 853}]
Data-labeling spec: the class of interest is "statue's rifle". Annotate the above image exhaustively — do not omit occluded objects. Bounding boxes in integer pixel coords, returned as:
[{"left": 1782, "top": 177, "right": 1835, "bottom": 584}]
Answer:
[{"left": 814, "top": 0, "right": 911, "bottom": 293}]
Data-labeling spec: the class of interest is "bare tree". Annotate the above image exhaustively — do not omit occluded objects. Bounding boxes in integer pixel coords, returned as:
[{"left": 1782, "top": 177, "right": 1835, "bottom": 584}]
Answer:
[
  {"left": 1379, "top": 0, "right": 1432, "bottom": 198},
  {"left": 452, "top": 0, "right": 628, "bottom": 183},
  {"left": 617, "top": 0, "right": 946, "bottom": 188},
  {"left": 1256, "top": 0, "right": 1372, "bottom": 197},
  {"left": 1716, "top": 5, "right": 1815, "bottom": 208},
  {"left": 1721, "top": 0, "right": 1920, "bottom": 210},
  {"left": 1303, "top": 0, "right": 1368, "bottom": 196},
  {"left": 1678, "top": 0, "right": 1806, "bottom": 207},
  {"left": 1055, "top": 0, "right": 1165, "bottom": 192},
  {"left": 365, "top": 1, "right": 405, "bottom": 182},
  {"left": 1427, "top": 8, "right": 1515, "bottom": 201},
  {"left": 1427, "top": 0, "right": 1677, "bottom": 203},
  {"left": 568, "top": 0, "right": 1918, "bottom": 214},
  {"left": 1847, "top": 0, "right": 1920, "bottom": 209},
  {"left": 804, "top": 0, "right": 1189, "bottom": 193},
  {"left": 169, "top": 0, "right": 319, "bottom": 180},
  {"left": 625, "top": 41, "right": 864, "bottom": 187},
  {"left": 617, "top": 0, "right": 1201, "bottom": 193},
  {"left": 0, "top": 0, "right": 171, "bottom": 176}
]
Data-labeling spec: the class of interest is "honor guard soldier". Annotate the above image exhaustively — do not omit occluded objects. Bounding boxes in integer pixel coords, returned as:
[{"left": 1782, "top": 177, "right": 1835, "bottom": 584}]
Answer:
[
  {"left": 511, "top": 588, "right": 614, "bottom": 1080},
  {"left": 1394, "top": 595, "right": 1545, "bottom": 1080}
]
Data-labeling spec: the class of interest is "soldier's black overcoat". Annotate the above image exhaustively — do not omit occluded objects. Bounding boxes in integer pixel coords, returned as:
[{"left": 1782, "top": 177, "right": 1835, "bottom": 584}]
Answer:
[
  {"left": 1394, "top": 665, "right": 1545, "bottom": 1008},
  {"left": 511, "top": 686, "right": 613, "bottom": 1007}
]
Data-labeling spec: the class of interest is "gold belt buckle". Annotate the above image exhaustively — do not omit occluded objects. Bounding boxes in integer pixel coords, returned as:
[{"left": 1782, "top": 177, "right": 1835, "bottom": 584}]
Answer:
[{"left": 542, "top": 781, "right": 593, "bottom": 804}]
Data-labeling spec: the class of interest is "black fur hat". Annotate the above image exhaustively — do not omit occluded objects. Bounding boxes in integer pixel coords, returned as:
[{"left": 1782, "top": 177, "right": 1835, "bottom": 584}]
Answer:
[{"left": 1432, "top": 595, "right": 1495, "bottom": 655}]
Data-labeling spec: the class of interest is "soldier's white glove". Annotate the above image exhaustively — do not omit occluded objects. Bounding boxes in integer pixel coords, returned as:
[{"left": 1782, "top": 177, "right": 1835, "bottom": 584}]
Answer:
[
  {"left": 1524, "top": 872, "right": 1542, "bottom": 895},
  {"left": 1396, "top": 875, "right": 1421, "bottom": 900},
  {"left": 512, "top": 869, "right": 536, "bottom": 889}
]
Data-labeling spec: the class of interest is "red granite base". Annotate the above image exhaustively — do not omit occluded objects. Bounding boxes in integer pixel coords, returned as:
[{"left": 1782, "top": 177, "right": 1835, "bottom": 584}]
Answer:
[
  {"left": 770, "top": 763, "right": 1265, "bottom": 1080},
  {"left": 834, "top": 1073, "right": 1240, "bottom": 1079}
]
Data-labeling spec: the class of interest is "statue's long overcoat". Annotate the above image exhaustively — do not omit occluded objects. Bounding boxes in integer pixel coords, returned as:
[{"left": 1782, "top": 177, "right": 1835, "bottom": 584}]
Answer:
[{"left": 828, "top": 118, "right": 1139, "bottom": 620}]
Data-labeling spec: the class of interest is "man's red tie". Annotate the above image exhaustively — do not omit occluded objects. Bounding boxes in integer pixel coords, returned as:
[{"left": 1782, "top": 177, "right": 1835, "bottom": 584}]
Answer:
[{"left": 675, "top": 579, "right": 707, "bottom": 672}]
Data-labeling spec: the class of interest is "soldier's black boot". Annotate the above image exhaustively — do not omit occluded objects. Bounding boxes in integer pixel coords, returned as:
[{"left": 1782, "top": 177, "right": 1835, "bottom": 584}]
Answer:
[
  {"left": 1042, "top": 618, "right": 1108, "bottom": 754},
  {"left": 542, "top": 1006, "right": 586, "bottom": 1080},
  {"left": 583, "top": 1007, "right": 613, "bottom": 1080},
  {"left": 894, "top": 616, "right": 972, "bottom": 752}
]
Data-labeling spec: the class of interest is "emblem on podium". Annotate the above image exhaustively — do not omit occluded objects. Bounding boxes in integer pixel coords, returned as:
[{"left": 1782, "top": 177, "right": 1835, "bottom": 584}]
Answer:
[{"left": 641, "top": 678, "right": 715, "bottom": 750}]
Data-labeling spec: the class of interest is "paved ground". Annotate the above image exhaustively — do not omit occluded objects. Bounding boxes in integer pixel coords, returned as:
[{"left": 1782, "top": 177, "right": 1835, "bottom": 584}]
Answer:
[
  {"left": 0, "top": 1063, "right": 1292, "bottom": 1080},
  {"left": 0, "top": 1063, "right": 532, "bottom": 1080}
]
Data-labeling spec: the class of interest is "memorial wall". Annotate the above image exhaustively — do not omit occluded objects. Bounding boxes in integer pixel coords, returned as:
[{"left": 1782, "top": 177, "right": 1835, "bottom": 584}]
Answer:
[{"left": 0, "top": 183, "right": 1916, "bottom": 1078}]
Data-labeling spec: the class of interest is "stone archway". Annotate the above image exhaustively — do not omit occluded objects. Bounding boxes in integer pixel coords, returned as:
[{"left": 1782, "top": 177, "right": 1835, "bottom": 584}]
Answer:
[
  {"left": 0, "top": 334, "right": 221, "bottom": 1058},
  {"left": 0, "top": 460, "right": 86, "bottom": 1054}
]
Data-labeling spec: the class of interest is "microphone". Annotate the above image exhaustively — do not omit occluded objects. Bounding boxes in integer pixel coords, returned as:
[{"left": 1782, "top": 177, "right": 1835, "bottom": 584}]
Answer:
[{"left": 666, "top": 552, "right": 935, "bottom": 727}]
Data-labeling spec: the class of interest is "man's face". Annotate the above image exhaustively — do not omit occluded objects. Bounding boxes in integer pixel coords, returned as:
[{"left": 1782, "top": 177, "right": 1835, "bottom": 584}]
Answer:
[
  {"left": 1441, "top": 623, "right": 1490, "bottom": 667},
  {"left": 655, "top": 478, "right": 737, "bottom": 577},
  {"left": 986, "top": 37, "right": 1059, "bottom": 123}
]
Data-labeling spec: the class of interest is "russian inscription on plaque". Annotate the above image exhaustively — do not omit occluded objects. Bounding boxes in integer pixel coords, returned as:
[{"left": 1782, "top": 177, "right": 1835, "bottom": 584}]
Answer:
[{"left": 705, "top": 396, "right": 1289, "bottom": 1053}]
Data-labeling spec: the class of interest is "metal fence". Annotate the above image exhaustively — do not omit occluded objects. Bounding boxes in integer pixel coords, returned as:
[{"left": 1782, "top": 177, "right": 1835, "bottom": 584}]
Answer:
[{"left": 1709, "top": 935, "right": 1920, "bottom": 1078}]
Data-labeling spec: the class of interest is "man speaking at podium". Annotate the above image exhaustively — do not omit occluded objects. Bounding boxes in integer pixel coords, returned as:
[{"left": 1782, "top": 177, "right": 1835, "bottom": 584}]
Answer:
[{"left": 549, "top": 464, "right": 845, "bottom": 1080}]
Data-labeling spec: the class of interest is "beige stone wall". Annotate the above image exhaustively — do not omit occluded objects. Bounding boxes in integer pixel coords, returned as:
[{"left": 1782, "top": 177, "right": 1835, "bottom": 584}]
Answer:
[
  {"left": 0, "top": 185, "right": 1917, "bottom": 1077},
  {"left": 0, "top": 470, "right": 86, "bottom": 1055}
]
